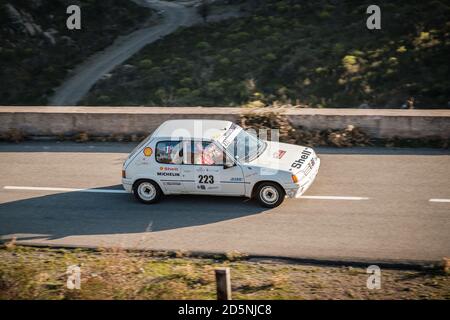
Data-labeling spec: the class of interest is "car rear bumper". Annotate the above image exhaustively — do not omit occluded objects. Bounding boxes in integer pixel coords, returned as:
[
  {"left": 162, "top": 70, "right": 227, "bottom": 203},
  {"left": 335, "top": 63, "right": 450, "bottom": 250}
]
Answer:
[
  {"left": 122, "top": 178, "right": 133, "bottom": 193},
  {"left": 284, "top": 157, "right": 320, "bottom": 198}
]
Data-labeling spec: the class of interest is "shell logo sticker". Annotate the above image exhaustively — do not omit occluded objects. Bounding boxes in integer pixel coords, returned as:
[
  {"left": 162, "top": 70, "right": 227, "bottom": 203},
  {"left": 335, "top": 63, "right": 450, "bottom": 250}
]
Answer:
[{"left": 143, "top": 147, "right": 153, "bottom": 157}]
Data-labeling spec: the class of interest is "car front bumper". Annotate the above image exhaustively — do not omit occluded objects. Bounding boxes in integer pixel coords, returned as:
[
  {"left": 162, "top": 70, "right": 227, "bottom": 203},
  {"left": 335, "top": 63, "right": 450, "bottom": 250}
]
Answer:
[{"left": 284, "top": 157, "right": 321, "bottom": 198}]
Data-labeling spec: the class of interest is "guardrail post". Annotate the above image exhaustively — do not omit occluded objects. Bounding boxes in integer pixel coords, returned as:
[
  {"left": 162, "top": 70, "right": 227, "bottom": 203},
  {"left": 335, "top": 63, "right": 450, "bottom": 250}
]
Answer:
[{"left": 215, "top": 267, "right": 231, "bottom": 300}]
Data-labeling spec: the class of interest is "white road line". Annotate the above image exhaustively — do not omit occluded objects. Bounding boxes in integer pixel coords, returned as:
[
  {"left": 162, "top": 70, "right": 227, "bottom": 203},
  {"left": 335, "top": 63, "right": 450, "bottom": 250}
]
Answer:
[
  {"left": 429, "top": 198, "right": 450, "bottom": 203},
  {"left": 3, "top": 186, "right": 126, "bottom": 194},
  {"left": 300, "top": 195, "right": 369, "bottom": 201}
]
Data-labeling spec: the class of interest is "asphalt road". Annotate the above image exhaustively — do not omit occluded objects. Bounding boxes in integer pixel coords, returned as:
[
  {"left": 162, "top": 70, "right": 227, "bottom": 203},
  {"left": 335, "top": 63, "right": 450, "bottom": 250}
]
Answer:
[
  {"left": 0, "top": 142, "right": 449, "bottom": 265},
  {"left": 49, "top": 0, "right": 197, "bottom": 106}
]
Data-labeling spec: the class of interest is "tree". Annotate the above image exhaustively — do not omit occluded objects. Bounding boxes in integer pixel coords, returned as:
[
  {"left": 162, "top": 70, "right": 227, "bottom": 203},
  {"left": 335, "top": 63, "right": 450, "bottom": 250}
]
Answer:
[{"left": 197, "top": 0, "right": 210, "bottom": 23}]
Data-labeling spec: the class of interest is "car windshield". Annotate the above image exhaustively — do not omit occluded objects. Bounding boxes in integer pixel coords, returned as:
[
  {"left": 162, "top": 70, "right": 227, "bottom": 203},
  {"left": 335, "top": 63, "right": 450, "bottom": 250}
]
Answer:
[{"left": 225, "top": 129, "right": 266, "bottom": 162}]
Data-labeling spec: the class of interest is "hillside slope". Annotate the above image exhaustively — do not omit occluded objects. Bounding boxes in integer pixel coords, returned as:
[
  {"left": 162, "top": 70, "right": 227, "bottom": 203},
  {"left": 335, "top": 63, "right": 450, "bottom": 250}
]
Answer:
[
  {"left": 83, "top": 0, "right": 450, "bottom": 108},
  {"left": 0, "top": 0, "right": 153, "bottom": 105}
]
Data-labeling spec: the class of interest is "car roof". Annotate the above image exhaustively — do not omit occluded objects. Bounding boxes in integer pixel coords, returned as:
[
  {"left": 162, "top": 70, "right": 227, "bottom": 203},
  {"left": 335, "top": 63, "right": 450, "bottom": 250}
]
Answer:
[{"left": 152, "top": 119, "right": 234, "bottom": 141}]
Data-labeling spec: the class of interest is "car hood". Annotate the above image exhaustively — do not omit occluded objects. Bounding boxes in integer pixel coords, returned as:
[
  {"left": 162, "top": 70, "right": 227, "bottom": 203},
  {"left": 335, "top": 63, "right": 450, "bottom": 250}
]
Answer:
[{"left": 246, "top": 141, "right": 315, "bottom": 175}]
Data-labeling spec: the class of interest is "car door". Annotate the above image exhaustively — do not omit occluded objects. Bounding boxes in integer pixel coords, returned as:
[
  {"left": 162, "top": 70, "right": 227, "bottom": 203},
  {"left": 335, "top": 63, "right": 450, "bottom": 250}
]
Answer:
[
  {"left": 154, "top": 140, "right": 185, "bottom": 194},
  {"left": 181, "top": 140, "right": 245, "bottom": 196}
]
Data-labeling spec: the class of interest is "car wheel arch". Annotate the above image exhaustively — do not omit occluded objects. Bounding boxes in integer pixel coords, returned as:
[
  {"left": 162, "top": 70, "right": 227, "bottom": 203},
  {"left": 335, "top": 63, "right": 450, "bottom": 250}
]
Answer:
[
  {"left": 132, "top": 178, "right": 164, "bottom": 195},
  {"left": 251, "top": 180, "right": 285, "bottom": 198}
]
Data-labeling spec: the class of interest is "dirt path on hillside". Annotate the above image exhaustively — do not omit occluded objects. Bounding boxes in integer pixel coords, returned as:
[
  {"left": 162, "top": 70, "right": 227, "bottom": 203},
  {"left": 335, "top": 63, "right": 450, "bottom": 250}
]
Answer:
[
  {"left": 49, "top": 0, "right": 243, "bottom": 106},
  {"left": 49, "top": 0, "right": 197, "bottom": 106}
]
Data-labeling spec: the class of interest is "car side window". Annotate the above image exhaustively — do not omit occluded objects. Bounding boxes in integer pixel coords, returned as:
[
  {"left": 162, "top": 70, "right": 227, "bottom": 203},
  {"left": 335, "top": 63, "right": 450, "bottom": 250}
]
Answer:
[
  {"left": 191, "top": 140, "right": 225, "bottom": 166},
  {"left": 155, "top": 141, "right": 183, "bottom": 164}
]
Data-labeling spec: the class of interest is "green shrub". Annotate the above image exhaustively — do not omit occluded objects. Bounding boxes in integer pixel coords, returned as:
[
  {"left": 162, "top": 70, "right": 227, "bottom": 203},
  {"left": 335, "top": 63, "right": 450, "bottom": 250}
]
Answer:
[
  {"left": 82, "top": 0, "right": 450, "bottom": 108},
  {"left": 196, "top": 41, "right": 211, "bottom": 50},
  {"left": 138, "top": 59, "right": 153, "bottom": 69}
]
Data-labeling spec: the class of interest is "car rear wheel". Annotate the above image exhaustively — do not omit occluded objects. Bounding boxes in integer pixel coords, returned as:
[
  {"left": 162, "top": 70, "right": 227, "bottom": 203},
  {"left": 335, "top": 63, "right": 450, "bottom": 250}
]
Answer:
[
  {"left": 133, "top": 180, "right": 162, "bottom": 204},
  {"left": 256, "top": 182, "right": 285, "bottom": 208}
]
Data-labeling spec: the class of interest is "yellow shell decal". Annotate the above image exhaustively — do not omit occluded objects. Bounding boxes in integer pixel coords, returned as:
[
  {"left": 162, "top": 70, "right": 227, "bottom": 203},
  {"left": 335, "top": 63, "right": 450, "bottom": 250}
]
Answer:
[{"left": 143, "top": 147, "right": 153, "bottom": 157}]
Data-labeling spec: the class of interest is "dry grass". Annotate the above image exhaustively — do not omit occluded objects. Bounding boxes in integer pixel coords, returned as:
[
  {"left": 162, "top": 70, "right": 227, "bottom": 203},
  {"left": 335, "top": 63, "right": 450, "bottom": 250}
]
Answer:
[
  {"left": 240, "top": 111, "right": 449, "bottom": 148},
  {"left": 240, "top": 111, "right": 371, "bottom": 147},
  {"left": 0, "top": 244, "right": 448, "bottom": 300},
  {"left": 0, "top": 129, "right": 27, "bottom": 143},
  {"left": 0, "top": 131, "right": 148, "bottom": 144},
  {"left": 65, "top": 132, "right": 148, "bottom": 143}
]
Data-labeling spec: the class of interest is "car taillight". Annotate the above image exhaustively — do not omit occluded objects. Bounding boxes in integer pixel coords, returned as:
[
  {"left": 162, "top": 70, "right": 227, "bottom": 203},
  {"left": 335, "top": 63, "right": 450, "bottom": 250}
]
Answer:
[
  {"left": 291, "top": 174, "right": 299, "bottom": 183},
  {"left": 122, "top": 170, "right": 126, "bottom": 178}
]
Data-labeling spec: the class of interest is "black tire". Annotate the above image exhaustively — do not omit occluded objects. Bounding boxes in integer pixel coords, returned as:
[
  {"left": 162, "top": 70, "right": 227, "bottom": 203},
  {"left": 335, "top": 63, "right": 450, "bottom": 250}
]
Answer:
[
  {"left": 255, "top": 182, "right": 285, "bottom": 208},
  {"left": 133, "top": 179, "right": 162, "bottom": 204}
]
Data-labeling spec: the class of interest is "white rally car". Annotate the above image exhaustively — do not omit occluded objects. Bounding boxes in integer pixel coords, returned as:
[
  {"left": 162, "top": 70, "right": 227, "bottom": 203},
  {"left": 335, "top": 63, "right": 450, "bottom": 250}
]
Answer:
[{"left": 122, "top": 119, "right": 320, "bottom": 208}]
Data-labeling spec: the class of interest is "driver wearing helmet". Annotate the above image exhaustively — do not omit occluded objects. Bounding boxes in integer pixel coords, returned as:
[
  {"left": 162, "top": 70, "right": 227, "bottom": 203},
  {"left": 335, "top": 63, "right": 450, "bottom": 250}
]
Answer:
[{"left": 195, "top": 142, "right": 223, "bottom": 165}]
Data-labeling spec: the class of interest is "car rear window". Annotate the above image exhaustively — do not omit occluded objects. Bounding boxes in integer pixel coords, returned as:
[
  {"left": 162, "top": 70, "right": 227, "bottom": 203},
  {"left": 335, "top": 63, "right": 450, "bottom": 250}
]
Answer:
[
  {"left": 156, "top": 141, "right": 183, "bottom": 164},
  {"left": 129, "top": 135, "right": 152, "bottom": 158}
]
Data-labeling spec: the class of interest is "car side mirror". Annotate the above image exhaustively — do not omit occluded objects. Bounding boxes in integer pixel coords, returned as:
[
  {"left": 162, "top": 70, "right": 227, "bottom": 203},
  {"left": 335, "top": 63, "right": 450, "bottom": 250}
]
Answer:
[{"left": 224, "top": 162, "right": 235, "bottom": 169}]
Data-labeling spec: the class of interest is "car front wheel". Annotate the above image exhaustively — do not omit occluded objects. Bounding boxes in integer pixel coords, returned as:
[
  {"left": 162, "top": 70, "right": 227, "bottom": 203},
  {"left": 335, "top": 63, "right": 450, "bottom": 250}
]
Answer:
[
  {"left": 133, "top": 180, "right": 162, "bottom": 204},
  {"left": 256, "top": 182, "right": 285, "bottom": 208}
]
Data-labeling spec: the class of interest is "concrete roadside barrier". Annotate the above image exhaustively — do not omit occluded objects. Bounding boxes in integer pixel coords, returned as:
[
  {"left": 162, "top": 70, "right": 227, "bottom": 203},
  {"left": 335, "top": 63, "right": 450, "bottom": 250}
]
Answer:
[{"left": 0, "top": 106, "right": 449, "bottom": 140}]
